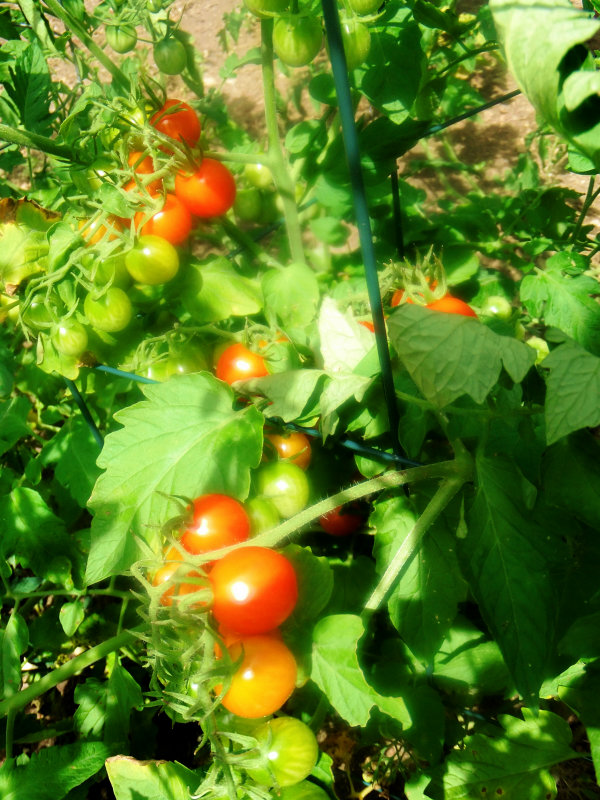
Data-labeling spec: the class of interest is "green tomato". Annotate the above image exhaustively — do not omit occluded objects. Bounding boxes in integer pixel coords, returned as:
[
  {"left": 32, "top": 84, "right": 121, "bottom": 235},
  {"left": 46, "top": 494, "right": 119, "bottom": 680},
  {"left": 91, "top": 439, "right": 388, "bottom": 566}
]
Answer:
[
  {"left": 480, "top": 295, "right": 512, "bottom": 320},
  {"left": 279, "top": 782, "right": 330, "bottom": 800},
  {"left": 106, "top": 24, "right": 137, "bottom": 54},
  {"left": 244, "top": 162, "right": 273, "bottom": 189},
  {"left": 340, "top": 19, "right": 371, "bottom": 69},
  {"left": 527, "top": 335, "right": 549, "bottom": 365},
  {"left": 243, "top": 0, "right": 288, "bottom": 18},
  {"left": 22, "top": 295, "right": 54, "bottom": 331},
  {"left": 146, "top": 348, "right": 209, "bottom": 381},
  {"left": 84, "top": 287, "right": 133, "bottom": 333},
  {"left": 153, "top": 37, "right": 187, "bottom": 75},
  {"left": 51, "top": 320, "right": 88, "bottom": 357},
  {"left": 92, "top": 254, "right": 131, "bottom": 290},
  {"left": 246, "top": 716, "right": 319, "bottom": 788},
  {"left": 347, "top": 0, "right": 381, "bottom": 13},
  {"left": 246, "top": 496, "right": 281, "bottom": 536},
  {"left": 255, "top": 461, "right": 310, "bottom": 519},
  {"left": 234, "top": 188, "right": 263, "bottom": 222},
  {"left": 125, "top": 236, "right": 179, "bottom": 285},
  {"left": 273, "top": 15, "right": 323, "bottom": 68}
]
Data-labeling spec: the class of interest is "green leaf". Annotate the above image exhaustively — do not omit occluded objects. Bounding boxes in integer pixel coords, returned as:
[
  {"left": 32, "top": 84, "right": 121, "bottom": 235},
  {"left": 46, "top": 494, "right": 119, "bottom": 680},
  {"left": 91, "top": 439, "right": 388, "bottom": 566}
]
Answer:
[
  {"left": 429, "top": 709, "right": 576, "bottom": 799},
  {"left": 105, "top": 756, "right": 198, "bottom": 800},
  {"left": 490, "top": 0, "right": 600, "bottom": 167},
  {"left": 555, "top": 663, "right": 600, "bottom": 781},
  {"left": 319, "top": 298, "right": 376, "bottom": 375},
  {"left": 460, "top": 456, "right": 560, "bottom": 704},
  {"left": 371, "top": 496, "right": 466, "bottom": 663},
  {"left": 308, "top": 217, "right": 349, "bottom": 246},
  {"left": 520, "top": 256, "right": 600, "bottom": 354},
  {"left": 183, "top": 257, "right": 262, "bottom": 323},
  {"left": 86, "top": 374, "right": 263, "bottom": 585},
  {"left": 311, "top": 614, "right": 411, "bottom": 728},
  {"left": 74, "top": 664, "right": 142, "bottom": 749},
  {"left": 0, "top": 396, "right": 31, "bottom": 457},
  {"left": 542, "top": 432, "right": 600, "bottom": 529},
  {"left": 261, "top": 264, "right": 320, "bottom": 328},
  {"left": 39, "top": 417, "right": 101, "bottom": 507},
  {"left": 0, "top": 742, "right": 110, "bottom": 800},
  {"left": 285, "top": 119, "right": 327, "bottom": 156},
  {"left": 246, "top": 370, "right": 327, "bottom": 422},
  {"left": 2, "top": 612, "right": 28, "bottom": 699},
  {"left": 58, "top": 600, "right": 85, "bottom": 637},
  {"left": 544, "top": 341, "right": 600, "bottom": 444},
  {"left": 284, "top": 545, "right": 334, "bottom": 624},
  {"left": 387, "top": 305, "right": 535, "bottom": 407}
]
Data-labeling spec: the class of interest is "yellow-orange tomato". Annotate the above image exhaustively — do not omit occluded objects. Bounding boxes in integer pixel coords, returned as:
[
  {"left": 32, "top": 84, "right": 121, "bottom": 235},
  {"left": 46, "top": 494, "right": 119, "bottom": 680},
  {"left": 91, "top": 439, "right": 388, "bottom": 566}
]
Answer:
[
  {"left": 78, "top": 217, "right": 121, "bottom": 245},
  {"left": 264, "top": 431, "right": 312, "bottom": 470},
  {"left": 152, "top": 547, "right": 204, "bottom": 607}
]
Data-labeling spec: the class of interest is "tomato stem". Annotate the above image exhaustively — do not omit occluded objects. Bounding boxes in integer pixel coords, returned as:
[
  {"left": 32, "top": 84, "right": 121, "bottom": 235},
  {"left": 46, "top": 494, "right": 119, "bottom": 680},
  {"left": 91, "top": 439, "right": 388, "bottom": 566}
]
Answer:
[{"left": 0, "top": 123, "right": 83, "bottom": 163}]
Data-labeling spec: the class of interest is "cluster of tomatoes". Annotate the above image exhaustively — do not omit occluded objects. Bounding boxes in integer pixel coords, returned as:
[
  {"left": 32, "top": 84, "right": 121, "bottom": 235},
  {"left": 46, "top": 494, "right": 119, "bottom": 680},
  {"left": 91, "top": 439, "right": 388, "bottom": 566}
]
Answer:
[{"left": 244, "top": 0, "right": 380, "bottom": 70}]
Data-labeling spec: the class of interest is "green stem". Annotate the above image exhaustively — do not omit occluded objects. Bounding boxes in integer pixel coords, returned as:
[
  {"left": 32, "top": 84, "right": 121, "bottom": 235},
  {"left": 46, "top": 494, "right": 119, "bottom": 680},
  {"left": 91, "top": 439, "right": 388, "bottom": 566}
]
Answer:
[
  {"left": 569, "top": 176, "right": 600, "bottom": 247},
  {"left": 219, "top": 216, "right": 285, "bottom": 269},
  {"left": 0, "top": 123, "right": 80, "bottom": 163},
  {"left": 0, "top": 628, "right": 141, "bottom": 719},
  {"left": 363, "top": 472, "right": 468, "bottom": 614},
  {"left": 203, "top": 150, "right": 270, "bottom": 166},
  {"left": 5, "top": 710, "right": 15, "bottom": 759},
  {"left": 260, "top": 19, "right": 306, "bottom": 264},
  {"left": 44, "top": 0, "right": 129, "bottom": 90}
]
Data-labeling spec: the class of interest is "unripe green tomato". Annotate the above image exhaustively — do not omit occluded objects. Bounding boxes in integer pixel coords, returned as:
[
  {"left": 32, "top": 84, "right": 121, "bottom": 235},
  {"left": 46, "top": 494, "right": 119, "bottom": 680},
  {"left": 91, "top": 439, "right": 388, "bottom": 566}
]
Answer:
[
  {"left": 246, "top": 496, "right": 281, "bottom": 535},
  {"left": 244, "top": 0, "right": 288, "bottom": 17},
  {"left": 245, "top": 716, "right": 319, "bottom": 787},
  {"left": 0, "top": 294, "right": 19, "bottom": 325},
  {"left": 84, "top": 287, "right": 132, "bottom": 333},
  {"left": 480, "top": 295, "right": 512, "bottom": 320},
  {"left": 244, "top": 162, "right": 273, "bottom": 189},
  {"left": 22, "top": 295, "right": 53, "bottom": 331},
  {"left": 125, "top": 235, "right": 179, "bottom": 285},
  {"left": 106, "top": 24, "right": 137, "bottom": 54},
  {"left": 153, "top": 37, "right": 187, "bottom": 75},
  {"left": 526, "top": 335, "right": 549, "bottom": 365},
  {"left": 347, "top": 0, "right": 381, "bottom": 14},
  {"left": 146, "top": 349, "right": 209, "bottom": 381},
  {"left": 234, "top": 188, "right": 263, "bottom": 222},
  {"left": 279, "top": 782, "right": 330, "bottom": 800},
  {"left": 51, "top": 320, "right": 88, "bottom": 356},
  {"left": 273, "top": 15, "right": 323, "bottom": 68},
  {"left": 147, "top": 0, "right": 162, "bottom": 10},
  {"left": 256, "top": 461, "right": 310, "bottom": 519},
  {"left": 93, "top": 254, "right": 131, "bottom": 290},
  {"left": 340, "top": 19, "right": 371, "bottom": 69}
]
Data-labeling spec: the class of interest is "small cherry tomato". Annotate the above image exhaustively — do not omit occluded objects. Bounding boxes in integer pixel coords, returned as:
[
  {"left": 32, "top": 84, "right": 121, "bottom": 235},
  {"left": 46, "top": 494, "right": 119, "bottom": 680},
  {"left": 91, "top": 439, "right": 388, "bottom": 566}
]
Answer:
[
  {"left": 106, "top": 24, "right": 137, "bottom": 54},
  {"left": 256, "top": 462, "right": 310, "bottom": 519},
  {"left": 150, "top": 99, "right": 201, "bottom": 148},
  {"left": 180, "top": 494, "right": 250, "bottom": 555},
  {"left": 273, "top": 15, "right": 323, "bottom": 67},
  {"left": 216, "top": 343, "right": 268, "bottom": 385},
  {"left": 340, "top": 19, "right": 371, "bottom": 69},
  {"left": 51, "top": 319, "right": 88, "bottom": 357},
  {"left": 153, "top": 36, "right": 187, "bottom": 75},
  {"left": 246, "top": 497, "right": 281, "bottom": 536},
  {"left": 135, "top": 193, "right": 192, "bottom": 246},
  {"left": 279, "top": 782, "right": 330, "bottom": 800},
  {"left": 480, "top": 295, "right": 512, "bottom": 320},
  {"left": 264, "top": 431, "right": 312, "bottom": 470},
  {"left": 84, "top": 287, "right": 132, "bottom": 333},
  {"left": 91, "top": 254, "right": 131, "bottom": 290},
  {"left": 218, "top": 634, "right": 297, "bottom": 718},
  {"left": 348, "top": 0, "right": 381, "bottom": 14},
  {"left": 319, "top": 504, "right": 364, "bottom": 536},
  {"left": 125, "top": 235, "right": 179, "bottom": 285},
  {"left": 243, "top": 162, "right": 273, "bottom": 189},
  {"left": 128, "top": 151, "right": 154, "bottom": 175},
  {"left": 426, "top": 295, "right": 477, "bottom": 317},
  {"left": 209, "top": 546, "right": 298, "bottom": 635},
  {"left": 175, "top": 158, "right": 237, "bottom": 219},
  {"left": 245, "top": 716, "right": 319, "bottom": 787},
  {"left": 22, "top": 295, "right": 53, "bottom": 331},
  {"left": 152, "top": 547, "right": 204, "bottom": 607},
  {"left": 78, "top": 217, "right": 121, "bottom": 245},
  {"left": 233, "top": 188, "right": 263, "bottom": 222},
  {"left": 243, "top": 0, "right": 288, "bottom": 18},
  {"left": 145, "top": 348, "right": 208, "bottom": 381}
]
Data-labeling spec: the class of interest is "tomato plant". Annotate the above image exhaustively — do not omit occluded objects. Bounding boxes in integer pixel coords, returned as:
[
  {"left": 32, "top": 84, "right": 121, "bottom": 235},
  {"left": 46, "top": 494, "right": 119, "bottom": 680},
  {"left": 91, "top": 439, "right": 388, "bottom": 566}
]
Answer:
[
  {"left": 105, "top": 24, "right": 137, "bottom": 54},
  {"left": 218, "top": 634, "right": 297, "bottom": 718},
  {"left": 272, "top": 15, "right": 323, "bottom": 67},
  {"left": 255, "top": 462, "right": 310, "bottom": 519},
  {"left": 125, "top": 235, "right": 179, "bottom": 284},
  {"left": 264, "top": 431, "right": 312, "bottom": 470},
  {"left": 209, "top": 546, "right": 298, "bottom": 634},
  {"left": 175, "top": 158, "right": 237, "bottom": 218},
  {"left": 153, "top": 36, "right": 187, "bottom": 75},
  {"left": 215, "top": 343, "right": 268, "bottom": 384},
  {"left": 83, "top": 287, "right": 133, "bottom": 333},
  {"left": 150, "top": 99, "right": 201, "bottom": 147},
  {"left": 179, "top": 494, "right": 250, "bottom": 555},
  {"left": 245, "top": 716, "right": 319, "bottom": 787},
  {"left": 135, "top": 193, "right": 192, "bottom": 246}
]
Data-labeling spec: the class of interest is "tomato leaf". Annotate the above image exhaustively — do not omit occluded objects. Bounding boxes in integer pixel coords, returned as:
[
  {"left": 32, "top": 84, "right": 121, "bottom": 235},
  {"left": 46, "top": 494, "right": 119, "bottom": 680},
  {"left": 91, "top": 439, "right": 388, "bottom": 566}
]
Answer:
[
  {"left": 105, "top": 756, "right": 198, "bottom": 800},
  {"left": 246, "top": 370, "right": 327, "bottom": 422},
  {"left": 86, "top": 374, "right": 263, "bottom": 585},
  {"left": 261, "top": 263, "right": 320, "bottom": 328},
  {"left": 387, "top": 304, "right": 536, "bottom": 407},
  {"left": 59, "top": 600, "right": 85, "bottom": 637},
  {"left": 542, "top": 432, "right": 600, "bottom": 530},
  {"left": 38, "top": 417, "right": 102, "bottom": 507},
  {"left": 490, "top": 0, "right": 600, "bottom": 167},
  {"left": 2, "top": 612, "right": 28, "bottom": 699},
  {"left": 543, "top": 341, "right": 600, "bottom": 444},
  {"left": 184, "top": 257, "right": 262, "bottom": 323},
  {"left": 319, "top": 298, "right": 375, "bottom": 375},
  {"left": 0, "top": 396, "right": 31, "bottom": 457},
  {"left": 311, "top": 614, "right": 411, "bottom": 728}
]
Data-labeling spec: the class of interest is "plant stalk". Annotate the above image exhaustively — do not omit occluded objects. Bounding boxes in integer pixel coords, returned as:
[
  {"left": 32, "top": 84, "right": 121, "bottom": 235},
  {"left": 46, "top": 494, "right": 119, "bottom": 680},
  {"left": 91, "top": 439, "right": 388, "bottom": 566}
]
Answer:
[{"left": 0, "top": 123, "right": 80, "bottom": 163}]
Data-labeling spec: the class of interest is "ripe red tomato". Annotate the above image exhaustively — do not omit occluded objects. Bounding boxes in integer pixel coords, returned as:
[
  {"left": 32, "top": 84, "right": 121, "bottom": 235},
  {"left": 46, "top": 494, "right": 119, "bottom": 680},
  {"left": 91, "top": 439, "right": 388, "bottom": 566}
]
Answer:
[
  {"left": 319, "top": 504, "right": 364, "bottom": 536},
  {"left": 150, "top": 99, "right": 201, "bottom": 147},
  {"left": 180, "top": 494, "right": 250, "bottom": 555},
  {"left": 209, "top": 546, "right": 298, "bottom": 635},
  {"left": 426, "top": 296, "right": 477, "bottom": 317},
  {"left": 264, "top": 431, "right": 312, "bottom": 470},
  {"left": 215, "top": 343, "right": 268, "bottom": 385},
  {"left": 135, "top": 193, "right": 192, "bottom": 246},
  {"left": 175, "top": 158, "right": 237, "bottom": 218},
  {"left": 245, "top": 716, "right": 319, "bottom": 787},
  {"left": 218, "top": 634, "right": 297, "bottom": 718},
  {"left": 152, "top": 547, "right": 204, "bottom": 607}
]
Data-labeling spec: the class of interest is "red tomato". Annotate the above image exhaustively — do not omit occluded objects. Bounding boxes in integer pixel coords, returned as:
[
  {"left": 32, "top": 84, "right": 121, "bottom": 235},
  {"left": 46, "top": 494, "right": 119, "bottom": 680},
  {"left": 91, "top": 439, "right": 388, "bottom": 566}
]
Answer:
[
  {"left": 135, "top": 192, "right": 192, "bottom": 246},
  {"left": 264, "top": 431, "right": 312, "bottom": 470},
  {"left": 358, "top": 320, "right": 375, "bottom": 332},
  {"left": 175, "top": 158, "right": 236, "bottom": 218},
  {"left": 150, "top": 99, "right": 201, "bottom": 147},
  {"left": 152, "top": 547, "right": 204, "bottom": 607},
  {"left": 128, "top": 151, "right": 154, "bottom": 175},
  {"left": 390, "top": 289, "right": 407, "bottom": 308},
  {"left": 209, "top": 546, "right": 298, "bottom": 635},
  {"left": 319, "top": 505, "right": 364, "bottom": 536},
  {"left": 216, "top": 343, "right": 268, "bottom": 385},
  {"left": 426, "top": 296, "right": 477, "bottom": 317},
  {"left": 218, "top": 634, "right": 297, "bottom": 718},
  {"left": 180, "top": 494, "right": 250, "bottom": 555}
]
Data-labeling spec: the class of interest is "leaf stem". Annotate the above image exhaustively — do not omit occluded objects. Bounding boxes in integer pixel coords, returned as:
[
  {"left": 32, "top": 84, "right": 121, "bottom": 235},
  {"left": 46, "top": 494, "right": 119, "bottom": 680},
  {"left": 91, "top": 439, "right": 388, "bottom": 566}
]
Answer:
[
  {"left": 0, "top": 628, "right": 142, "bottom": 719},
  {"left": 0, "top": 123, "right": 81, "bottom": 163}
]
